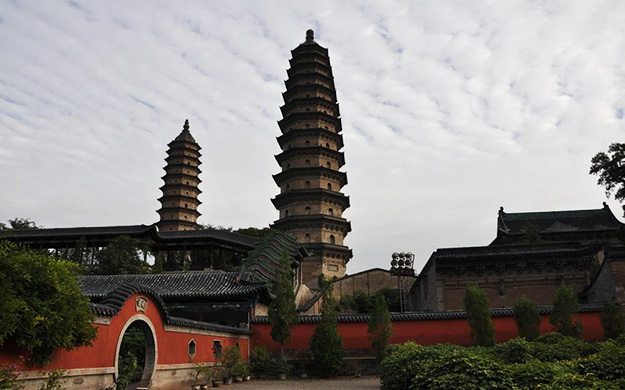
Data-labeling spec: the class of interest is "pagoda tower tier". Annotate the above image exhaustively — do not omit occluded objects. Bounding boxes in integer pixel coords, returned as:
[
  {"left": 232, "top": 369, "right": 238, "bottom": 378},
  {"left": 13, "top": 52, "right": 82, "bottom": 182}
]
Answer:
[
  {"left": 271, "top": 30, "right": 352, "bottom": 285},
  {"left": 157, "top": 119, "right": 202, "bottom": 232}
]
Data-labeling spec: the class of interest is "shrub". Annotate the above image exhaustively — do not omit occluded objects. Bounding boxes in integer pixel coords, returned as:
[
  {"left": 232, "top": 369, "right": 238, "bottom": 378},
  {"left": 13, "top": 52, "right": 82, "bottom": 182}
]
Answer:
[
  {"left": 543, "top": 372, "right": 620, "bottom": 390},
  {"left": 532, "top": 332, "right": 595, "bottom": 362},
  {"left": 220, "top": 345, "right": 242, "bottom": 378},
  {"left": 411, "top": 347, "right": 514, "bottom": 390},
  {"left": 600, "top": 301, "right": 625, "bottom": 339},
  {"left": 549, "top": 287, "right": 583, "bottom": 338},
  {"left": 506, "top": 359, "right": 563, "bottom": 389},
  {"left": 368, "top": 294, "right": 393, "bottom": 362},
  {"left": 514, "top": 295, "right": 541, "bottom": 340},
  {"left": 493, "top": 337, "right": 533, "bottom": 364},
  {"left": 250, "top": 346, "right": 271, "bottom": 376},
  {"left": 381, "top": 343, "right": 463, "bottom": 390},
  {"left": 0, "top": 362, "right": 24, "bottom": 390},
  {"left": 464, "top": 284, "right": 495, "bottom": 346},
  {"left": 575, "top": 341, "right": 625, "bottom": 382}
]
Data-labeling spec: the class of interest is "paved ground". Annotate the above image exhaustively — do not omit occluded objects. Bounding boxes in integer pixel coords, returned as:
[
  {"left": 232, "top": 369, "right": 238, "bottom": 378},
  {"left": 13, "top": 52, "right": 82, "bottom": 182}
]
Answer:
[{"left": 199, "top": 376, "right": 381, "bottom": 389}]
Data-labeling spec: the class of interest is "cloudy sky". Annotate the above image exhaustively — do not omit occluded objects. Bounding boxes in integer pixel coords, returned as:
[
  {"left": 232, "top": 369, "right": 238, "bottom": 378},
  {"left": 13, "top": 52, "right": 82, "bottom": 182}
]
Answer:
[{"left": 1, "top": 0, "right": 624, "bottom": 273}]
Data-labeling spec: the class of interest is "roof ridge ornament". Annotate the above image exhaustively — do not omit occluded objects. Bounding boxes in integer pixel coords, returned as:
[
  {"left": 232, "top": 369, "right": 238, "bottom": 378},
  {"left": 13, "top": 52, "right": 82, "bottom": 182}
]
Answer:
[
  {"left": 306, "top": 29, "right": 314, "bottom": 42},
  {"left": 183, "top": 119, "right": 189, "bottom": 131}
]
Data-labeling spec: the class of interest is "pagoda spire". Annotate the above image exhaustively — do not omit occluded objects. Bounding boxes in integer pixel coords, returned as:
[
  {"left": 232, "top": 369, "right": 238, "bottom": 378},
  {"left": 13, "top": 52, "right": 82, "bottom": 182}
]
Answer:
[
  {"left": 157, "top": 119, "right": 202, "bottom": 231},
  {"left": 270, "top": 30, "right": 353, "bottom": 285}
]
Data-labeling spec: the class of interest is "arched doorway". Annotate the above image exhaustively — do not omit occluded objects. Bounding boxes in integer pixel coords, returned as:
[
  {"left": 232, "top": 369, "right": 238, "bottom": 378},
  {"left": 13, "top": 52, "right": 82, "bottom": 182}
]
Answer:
[{"left": 115, "top": 316, "right": 157, "bottom": 390}]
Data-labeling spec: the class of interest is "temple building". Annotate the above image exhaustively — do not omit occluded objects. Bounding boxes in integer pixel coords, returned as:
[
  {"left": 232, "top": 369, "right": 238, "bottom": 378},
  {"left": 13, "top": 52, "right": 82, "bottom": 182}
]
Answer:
[
  {"left": 157, "top": 119, "right": 202, "bottom": 232},
  {"left": 270, "top": 30, "right": 352, "bottom": 286},
  {"left": 412, "top": 204, "right": 624, "bottom": 311}
]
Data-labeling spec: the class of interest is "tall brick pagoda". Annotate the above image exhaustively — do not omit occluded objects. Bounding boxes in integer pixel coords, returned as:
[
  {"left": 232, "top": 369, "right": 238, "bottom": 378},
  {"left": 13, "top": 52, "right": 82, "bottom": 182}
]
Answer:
[
  {"left": 157, "top": 119, "right": 202, "bottom": 231},
  {"left": 271, "top": 30, "right": 352, "bottom": 285}
]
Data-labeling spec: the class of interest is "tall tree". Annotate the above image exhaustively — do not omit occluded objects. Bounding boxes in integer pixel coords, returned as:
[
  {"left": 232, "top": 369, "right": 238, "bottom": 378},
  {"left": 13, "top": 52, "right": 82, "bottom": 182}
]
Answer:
[
  {"left": 310, "top": 277, "right": 344, "bottom": 377},
  {"left": 368, "top": 293, "right": 393, "bottom": 362},
  {"left": 0, "top": 240, "right": 97, "bottom": 365},
  {"left": 513, "top": 295, "right": 541, "bottom": 340},
  {"left": 268, "top": 252, "right": 298, "bottom": 358},
  {"left": 590, "top": 143, "right": 625, "bottom": 216},
  {"left": 464, "top": 284, "right": 495, "bottom": 347},
  {"left": 550, "top": 287, "right": 583, "bottom": 338},
  {"left": 91, "top": 236, "right": 151, "bottom": 275}
]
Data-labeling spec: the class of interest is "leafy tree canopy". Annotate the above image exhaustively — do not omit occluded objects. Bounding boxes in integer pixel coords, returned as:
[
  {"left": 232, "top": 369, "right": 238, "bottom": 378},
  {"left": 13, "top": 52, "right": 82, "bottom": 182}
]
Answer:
[
  {"left": 310, "top": 277, "right": 343, "bottom": 377},
  {"left": 0, "top": 240, "right": 97, "bottom": 365},
  {"left": 590, "top": 143, "right": 625, "bottom": 216},
  {"left": 197, "top": 223, "right": 274, "bottom": 239},
  {"left": 0, "top": 218, "right": 40, "bottom": 231},
  {"left": 368, "top": 293, "right": 393, "bottom": 362},
  {"left": 550, "top": 287, "right": 583, "bottom": 338},
  {"left": 514, "top": 295, "right": 541, "bottom": 340},
  {"left": 89, "top": 236, "right": 152, "bottom": 275}
]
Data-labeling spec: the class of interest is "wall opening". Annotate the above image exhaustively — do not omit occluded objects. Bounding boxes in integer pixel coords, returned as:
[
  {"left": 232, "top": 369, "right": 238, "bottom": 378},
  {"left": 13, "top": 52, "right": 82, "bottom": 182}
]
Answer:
[{"left": 116, "top": 319, "right": 156, "bottom": 390}]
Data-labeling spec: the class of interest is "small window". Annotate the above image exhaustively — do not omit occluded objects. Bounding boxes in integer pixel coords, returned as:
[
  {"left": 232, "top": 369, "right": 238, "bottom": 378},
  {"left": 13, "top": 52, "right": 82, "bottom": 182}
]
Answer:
[
  {"left": 330, "top": 235, "right": 336, "bottom": 245},
  {"left": 305, "top": 140, "right": 310, "bottom": 146},
  {"left": 305, "top": 181, "right": 311, "bottom": 189},
  {"left": 213, "top": 341, "right": 223, "bottom": 358},
  {"left": 305, "top": 233, "right": 311, "bottom": 243},
  {"left": 326, "top": 162, "right": 331, "bottom": 169},
  {"left": 184, "top": 203, "right": 188, "bottom": 208},
  {"left": 285, "top": 210, "right": 289, "bottom": 218},
  {"left": 328, "top": 208, "right": 334, "bottom": 216},
  {"left": 188, "top": 339, "right": 196, "bottom": 359},
  {"left": 305, "top": 159, "right": 311, "bottom": 166},
  {"left": 325, "top": 142, "right": 330, "bottom": 148},
  {"left": 287, "top": 163, "right": 291, "bottom": 169},
  {"left": 305, "top": 124, "right": 310, "bottom": 128},
  {"left": 305, "top": 206, "right": 311, "bottom": 215},
  {"left": 327, "top": 183, "right": 332, "bottom": 190},
  {"left": 286, "top": 184, "right": 290, "bottom": 191},
  {"left": 186, "top": 181, "right": 189, "bottom": 185}
]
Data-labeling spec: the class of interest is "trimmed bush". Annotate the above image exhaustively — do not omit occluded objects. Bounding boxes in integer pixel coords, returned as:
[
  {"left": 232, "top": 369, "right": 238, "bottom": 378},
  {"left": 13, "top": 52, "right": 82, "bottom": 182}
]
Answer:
[
  {"left": 506, "top": 359, "right": 563, "bottom": 389},
  {"left": 464, "top": 284, "right": 495, "bottom": 347},
  {"left": 513, "top": 295, "right": 541, "bottom": 340},
  {"left": 550, "top": 287, "right": 583, "bottom": 338},
  {"left": 493, "top": 337, "right": 533, "bottom": 364},
  {"left": 600, "top": 301, "right": 625, "bottom": 339}
]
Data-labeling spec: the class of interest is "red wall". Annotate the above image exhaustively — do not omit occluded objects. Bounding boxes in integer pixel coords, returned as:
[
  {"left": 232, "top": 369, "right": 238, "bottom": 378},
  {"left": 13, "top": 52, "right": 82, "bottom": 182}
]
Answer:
[
  {"left": 250, "top": 312, "right": 603, "bottom": 351},
  {"left": 0, "top": 293, "right": 249, "bottom": 370}
]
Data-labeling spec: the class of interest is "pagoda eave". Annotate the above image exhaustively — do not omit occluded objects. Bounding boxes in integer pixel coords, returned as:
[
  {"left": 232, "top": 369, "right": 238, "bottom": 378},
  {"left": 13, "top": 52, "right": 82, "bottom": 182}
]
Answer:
[{"left": 271, "top": 189, "right": 350, "bottom": 210}]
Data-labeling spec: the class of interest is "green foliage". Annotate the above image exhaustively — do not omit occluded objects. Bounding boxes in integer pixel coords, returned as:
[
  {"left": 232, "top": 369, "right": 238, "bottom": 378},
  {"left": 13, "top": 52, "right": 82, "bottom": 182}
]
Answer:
[
  {"left": 233, "top": 227, "right": 274, "bottom": 239},
  {"left": 0, "top": 218, "right": 40, "bottom": 231},
  {"left": 368, "top": 294, "right": 393, "bottom": 362},
  {"left": 220, "top": 345, "right": 242, "bottom": 377},
  {"left": 309, "top": 278, "right": 343, "bottom": 377},
  {"left": 268, "top": 252, "right": 297, "bottom": 357},
  {"left": 590, "top": 143, "right": 625, "bottom": 216},
  {"left": 381, "top": 338, "right": 625, "bottom": 390},
  {"left": 600, "top": 301, "right": 625, "bottom": 339},
  {"left": 38, "top": 370, "right": 66, "bottom": 390},
  {"left": 549, "top": 287, "right": 583, "bottom": 338},
  {"left": 464, "top": 284, "right": 495, "bottom": 346},
  {"left": 493, "top": 337, "right": 533, "bottom": 364},
  {"left": 0, "top": 361, "right": 24, "bottom": 390},
  {"left": 116, "top": 353, "right": 139, "bottom": 390},
  {"left": 532, "top": 332, "right": 596, "bottom": 362},
  {"left": 0, "top": 241, "right": 97, "bottom": 366},
  {"left": 250, "top": 346, "right": 271, "bottom": 376},
  {"left": 410, "top": 346, "right": 514, "bottom": 390},
  {"left": 514, "top": 295, "right": 541, "bottom": 340},
  {"left": 90, "top": 236, "right": 152, "bottom": 275},
  {"left": 341, "top": 288, "right": 401, "bottom": 313},
  {"left": 116, "top": 327, "right": 145, "bottom": 389}
]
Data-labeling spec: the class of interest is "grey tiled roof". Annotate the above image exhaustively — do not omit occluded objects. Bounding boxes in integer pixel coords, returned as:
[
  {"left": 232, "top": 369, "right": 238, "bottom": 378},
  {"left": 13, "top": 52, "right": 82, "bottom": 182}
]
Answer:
[
  {"left": 158, "top": 229, "right": 258, "bottom": 248},
  {"left": 5, "top": 224, "right": 156, "bottom": 238},
  {"left": 431, "top": 242, "right": 601, "bottom": 264},
  {"left": 253, "top": 304, "right": 602, "bottom": 324},
  {"left": 89, "top": 283, "right": 250, "bottom": 335},
  {"left": 498, "top": 203, "right": 623, "bottom": 235},
  {"left": 79, "top": 271, "right": 271, "bottom": 303}
]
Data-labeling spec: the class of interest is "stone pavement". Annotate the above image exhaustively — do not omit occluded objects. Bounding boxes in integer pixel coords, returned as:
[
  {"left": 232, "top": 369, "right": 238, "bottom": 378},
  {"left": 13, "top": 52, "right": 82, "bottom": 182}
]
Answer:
[{"left": 210, "top": 376, "right": 381, "bottom": 389}]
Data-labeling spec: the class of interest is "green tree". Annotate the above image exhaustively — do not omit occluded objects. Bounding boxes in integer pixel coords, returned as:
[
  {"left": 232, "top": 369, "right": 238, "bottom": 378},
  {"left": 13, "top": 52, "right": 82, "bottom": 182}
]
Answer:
[
  {"left": 464, "top": 284, "right": 495, "bottom": 346},
  {"left": 268, "top": 252, "right": 298, "bottom": 358},
  {"left": 590, "top": 143, "right": 625, "bottom": 216},
  {"left": 550, "top": 287, "right": 583, "bottom": 338},
  {"left": 91, "top": 236, "right": 151, "bottom": 275},
  {"left": 310, "top": 277, "right": 343, "bottom": 377},
  {"left": 368, "top": 293, "right": 393, "bottom": 362},
  {"left": 234, "top": 227, "right": 274, "bottom": 239},
  {"left": 514, "top": 295, "right": 541, "bottom": 340},
  {"left": 600, "top": 301, "right": 625, "bottom": 339},
  {"left": 0, "top": 240, "right": 97, "bottom": 365},
  {"left": 0, "top": 218, "right": 40, "bottom": 230}
]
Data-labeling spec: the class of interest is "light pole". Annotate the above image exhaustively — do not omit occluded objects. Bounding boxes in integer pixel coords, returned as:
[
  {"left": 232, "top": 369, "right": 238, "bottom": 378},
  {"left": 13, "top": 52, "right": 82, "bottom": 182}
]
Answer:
[{"left": 390, "top": 252, "right": 415, "bottom": 312}]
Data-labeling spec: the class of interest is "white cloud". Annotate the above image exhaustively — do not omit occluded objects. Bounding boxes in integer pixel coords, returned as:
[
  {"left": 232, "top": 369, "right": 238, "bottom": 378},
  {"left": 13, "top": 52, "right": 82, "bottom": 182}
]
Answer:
[{"left": 0, "top": 0, "right": 624, "bottom": 273}]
